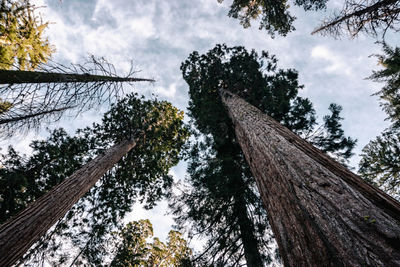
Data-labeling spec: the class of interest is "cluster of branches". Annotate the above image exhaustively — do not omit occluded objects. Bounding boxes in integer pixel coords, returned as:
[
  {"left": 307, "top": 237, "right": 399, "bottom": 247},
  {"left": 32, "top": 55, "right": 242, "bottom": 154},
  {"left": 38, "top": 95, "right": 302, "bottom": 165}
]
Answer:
[
  {"left": 0, "top": 56, "right": 154, "bottom": 136},
  {"left": 312, "top": 0, "right": 400, "bottom": 38}
]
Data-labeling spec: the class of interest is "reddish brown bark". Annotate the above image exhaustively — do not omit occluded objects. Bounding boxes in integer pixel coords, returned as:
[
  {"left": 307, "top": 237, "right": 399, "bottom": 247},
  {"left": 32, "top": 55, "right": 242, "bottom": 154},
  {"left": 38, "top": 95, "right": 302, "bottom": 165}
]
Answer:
[
  {"left": 220, "top": 90, "right": 400, "bottom": 266},
  {"left": 0, "top": 137, "right": 137, "bottom": 267}
]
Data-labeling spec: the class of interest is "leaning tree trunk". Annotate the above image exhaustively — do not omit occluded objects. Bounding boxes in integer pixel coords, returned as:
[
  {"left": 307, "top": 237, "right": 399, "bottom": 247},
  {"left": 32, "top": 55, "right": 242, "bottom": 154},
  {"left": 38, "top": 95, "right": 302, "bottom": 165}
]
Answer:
[
  {"left": 0, "top": 137, "right": 138, "bottom": 267},
  {"left": 220, "top": 89, "right": 400, "bottom": 266}
]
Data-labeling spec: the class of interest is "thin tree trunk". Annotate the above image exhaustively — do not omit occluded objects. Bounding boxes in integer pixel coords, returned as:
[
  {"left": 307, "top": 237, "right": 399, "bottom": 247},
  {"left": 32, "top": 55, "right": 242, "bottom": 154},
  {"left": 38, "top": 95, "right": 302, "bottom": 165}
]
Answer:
[
  {"left": 0, "top": 137, "right": 138, "bottom": 267},
  {"left": 311, "top": 0, "right": 398, "bottom": 35},
  {"left": 0, "top": 105, "right": 72, "bottom": 125},
  {"left": 220, "top": 89, "right": 400, "bottom": 266},
  {"left": 0, "top": 70, "right": 154, "bottom": 84},
  {"left": 233, "top": 191, "right": 263, "bottom": 267}
]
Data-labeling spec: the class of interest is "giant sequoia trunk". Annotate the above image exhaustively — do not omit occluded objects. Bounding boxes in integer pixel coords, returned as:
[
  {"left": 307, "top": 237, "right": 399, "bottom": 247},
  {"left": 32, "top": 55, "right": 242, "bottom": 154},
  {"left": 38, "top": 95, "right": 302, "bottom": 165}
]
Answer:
[
  {"left": 0, "top": 137, "right": 138, "bottom": 267},
  {"left": 220, "top": 90, "right": 400, "bottom": 266}
]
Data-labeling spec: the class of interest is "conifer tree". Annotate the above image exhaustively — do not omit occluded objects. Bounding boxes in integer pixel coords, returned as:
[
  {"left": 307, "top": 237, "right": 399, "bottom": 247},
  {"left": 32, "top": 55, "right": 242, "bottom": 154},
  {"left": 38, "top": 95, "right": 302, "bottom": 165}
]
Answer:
[
  {"left": 312, "top": 0, "right": 400, "bottom": 38},
  {"left": 359, "top": 43, "right": 400, "bottom": 200},
  {"left": 0, "top": 57, "right": 154, "bottom": 136},
  {"left": 0, "top": 0, "right": 53, "bottom": 70},
  {"left": 172, "top": 44, "right": 356, "bottom": 266},
  {"left": 110, "top": 219, "right": 192, "bottom": 267},
  {"left": 217, "top": 0, "right": 328, "bottom": 37},
  {"left": 0, "top": 94, "right": 189, "bottom": 267}
]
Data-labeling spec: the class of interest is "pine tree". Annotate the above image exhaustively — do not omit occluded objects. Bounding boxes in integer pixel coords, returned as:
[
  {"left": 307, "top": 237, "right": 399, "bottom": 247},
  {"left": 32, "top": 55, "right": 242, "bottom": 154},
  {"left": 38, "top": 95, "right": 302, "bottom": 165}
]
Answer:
[
  {"left": 369, "top": 43, "right": 400, "bottom": 126},
  {"left": 359, "top": 127, "right": 400, "bottom": 200},
  {"left": 358, "top": 43, "right": 400, "bottom": 200},
  {"left": 172, "top": 45, "right": 356, "bottom": 266},
  {"left": 217, "top": 0, "right": 328, "bottom": 37},
  {"left": 0, "top": 0, "right": 53, "bottom": 70},
  {"left": 0, "top": 57, "right": 154, "bottom": 136},
  {"left": 110, "top": 219, "right": 192, "bottom": 267},
  {"left": 312, "top": 0, "right": 400, "bottom": 38},
  {"left": 0, "top": 94, "right": 189, "bottom": 267}
]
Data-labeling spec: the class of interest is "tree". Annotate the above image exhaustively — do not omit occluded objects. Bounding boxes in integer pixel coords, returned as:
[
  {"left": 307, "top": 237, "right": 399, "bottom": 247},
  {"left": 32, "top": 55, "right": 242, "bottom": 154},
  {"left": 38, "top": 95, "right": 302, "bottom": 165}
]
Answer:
[
  {"left": 368, "top": 43, "right": 400, "bottom": 126},
  {"left": 0, "top": 57, "right": 154, "bottom": 136},
  {"left": 172, "top": 44, "right": 356, "bottom": 266},
  {"left": 0, "top": 93, "right": 189, "bottom": 267},
  {"left": 217, "top": 0, "right": 328, "bottom": 37},
  {"left": 312, "top": 0, "right": 400, "bottom": 38},
  {"left": 220, "top": 89, "right": 400, "bottom": 265},
  {"left": 358, "top": 43, "right": 400, "bottom": 200},
  {"left": 359, "top": 127, "right": 400, "bottom": 200},
  {"left": 110, "top": 219, "right": 192, "bottom": 267},
  {"left": 0, "top": 0, "right": 53, "bottom": 70}
]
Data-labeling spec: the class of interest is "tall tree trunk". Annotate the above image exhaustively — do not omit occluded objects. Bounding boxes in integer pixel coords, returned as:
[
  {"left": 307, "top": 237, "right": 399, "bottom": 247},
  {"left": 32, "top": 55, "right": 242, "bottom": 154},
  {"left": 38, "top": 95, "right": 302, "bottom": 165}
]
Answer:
[
  {"left": 220, "top": 89, "right": 400, "bottom": 266},
  {"left": 0, "top": 69, "right": 154, "bottom": 84},
  {"left": 233, "top": 190, "right": 263, "bottom": 267},
  {"left": 0, "top": 137, "right": 138, "bottom": 267}
]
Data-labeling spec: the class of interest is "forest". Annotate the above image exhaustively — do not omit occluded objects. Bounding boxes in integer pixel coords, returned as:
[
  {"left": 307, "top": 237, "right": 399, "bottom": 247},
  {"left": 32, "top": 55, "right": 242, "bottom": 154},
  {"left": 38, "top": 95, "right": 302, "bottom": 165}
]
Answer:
[{"left": 0, "top": 0, "right": 400, "bottom": 266}]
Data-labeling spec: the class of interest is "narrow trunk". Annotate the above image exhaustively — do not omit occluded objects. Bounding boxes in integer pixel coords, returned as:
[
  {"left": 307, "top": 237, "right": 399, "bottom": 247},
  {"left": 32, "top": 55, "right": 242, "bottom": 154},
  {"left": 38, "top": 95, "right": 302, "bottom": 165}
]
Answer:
[
  {"left": 0, "top": 106, "right": 72, "bottom": 125},
  {"left": 0, "top": 137, "right": 138, "bottom": 267},
  {"left": 220, "top": 90, "right": 400, "bottom": 266},
  {"left": 233, "top": 190, "right": 263, "bottom": 267},
  {"left": 0, "top": 70, "right": 154, "bottom": 84}
]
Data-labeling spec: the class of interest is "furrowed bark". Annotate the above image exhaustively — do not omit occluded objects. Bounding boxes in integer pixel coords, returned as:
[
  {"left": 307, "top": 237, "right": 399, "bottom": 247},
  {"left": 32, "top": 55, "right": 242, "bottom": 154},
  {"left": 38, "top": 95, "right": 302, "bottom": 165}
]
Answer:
[
  {"left": 220, "top": 89, "right": 400, "bottom": 266},
  {"left": 0, "top": 137, "right": 138, "bottom": 267}
]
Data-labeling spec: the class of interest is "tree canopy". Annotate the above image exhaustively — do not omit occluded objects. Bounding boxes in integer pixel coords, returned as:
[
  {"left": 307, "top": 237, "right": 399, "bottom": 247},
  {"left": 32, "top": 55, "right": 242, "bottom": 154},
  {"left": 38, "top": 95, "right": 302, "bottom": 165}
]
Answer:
[
  {"left": 110, "top": 219, "right": 192, "bottom": 267},
  {"left": 218, "top": 0, "right": 328, "bottom": 37},
  {"left": 0, "top": 93, "right": 189, "bottom": 265},
  {"left": 359, "top": 43, "right": 400, "bottom": 200},
  {"left": 171, "top": 44, "right": 356, "bottom": 266},
  {"left": 0, "top": 0, "right": 53, "bottom": 70}
]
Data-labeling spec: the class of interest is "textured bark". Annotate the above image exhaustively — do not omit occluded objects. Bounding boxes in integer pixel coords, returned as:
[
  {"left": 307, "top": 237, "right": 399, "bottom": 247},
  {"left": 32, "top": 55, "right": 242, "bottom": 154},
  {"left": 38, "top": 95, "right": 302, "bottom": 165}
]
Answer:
[
  {"left": 220, "top": 90, "right": 400, "bottom": 266},
  {"left": 233, "top": 191, "right": 263, "bottom": 267},
  {"left": 0, "top": 69, "right": 154, "bottom": 84},
  {"left": 0, "top": 137, "right": 138, "bottom": 267}
]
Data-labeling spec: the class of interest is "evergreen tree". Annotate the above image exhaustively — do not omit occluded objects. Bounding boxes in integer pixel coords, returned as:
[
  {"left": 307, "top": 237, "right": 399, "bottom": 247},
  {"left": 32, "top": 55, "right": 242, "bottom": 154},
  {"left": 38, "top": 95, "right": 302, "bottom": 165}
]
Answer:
[
  {"left": 312, "top": 0, "right": 400, "bottom": 38},
  {"left": 110, "top": 219, "right": 192, "bottom": 267},
  {"left": 172, "top": 44, "right": 356, "bottom": 266},
  {"left": 0, "top": 93, "right": 189, "bottom": 266},
  {"left": 0, "top": 57, "right": 154, "bottom": 136},
  {"left": 358, "top": 43, "right": 400, "bottom": 200},
  {"left": 217, "top": 0, "right": 328, "bottom": 37},
  {"left": 220, "top": 89, "right": 400, "bottom": 266},
  {"left": 0, "top": 0, "right": 53, "bottom": 70},
  {"left": 369, "top": 43, "right": 400, "bottom": 126},
  {"left": 359, "top": 127, "right": 400, "bottom": 200}
]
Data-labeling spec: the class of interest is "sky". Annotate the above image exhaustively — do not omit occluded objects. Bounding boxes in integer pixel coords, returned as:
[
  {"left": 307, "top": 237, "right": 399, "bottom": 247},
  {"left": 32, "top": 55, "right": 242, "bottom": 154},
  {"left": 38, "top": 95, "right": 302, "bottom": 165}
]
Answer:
[{"left": 2, "top": 0, "right": 397, "bottom": 261}]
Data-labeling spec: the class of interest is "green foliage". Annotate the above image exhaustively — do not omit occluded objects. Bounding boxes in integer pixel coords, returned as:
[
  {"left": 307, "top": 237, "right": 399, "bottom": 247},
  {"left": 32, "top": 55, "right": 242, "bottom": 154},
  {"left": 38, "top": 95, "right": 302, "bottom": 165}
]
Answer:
[
  {"left": 0, "top": 0, "right": 53, "bottom": 70},
  {"left": 358, "top": 43, "right": 400, "bottom": 200},
  {"left": 311, "top": 103, "right": 356, "bottom": 164},
  {"left": 218, "top": 0, "right": 328, "bottom": 37},
  {"left": 0, "top": 99, "right": 11, "bottom": 115},
  {"left": 0, "top": 93, "right": 189, "bottom": 265},
  {"left": 369, "top": 43, "right": 400, "bottom": 127},
  {"left": 173, "top": 44, "right": 355, "bottom": 265},
  {"left": 110, "top": 219, "right": 192, "bottom": 267},
  {"left": 359, "top": 127, "right": 400, "bottom": 200}
]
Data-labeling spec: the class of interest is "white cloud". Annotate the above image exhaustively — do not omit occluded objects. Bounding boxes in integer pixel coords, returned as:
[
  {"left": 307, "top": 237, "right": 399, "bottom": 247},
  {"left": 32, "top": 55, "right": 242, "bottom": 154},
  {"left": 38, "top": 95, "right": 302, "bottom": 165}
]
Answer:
[
  {"left": 154, "top": 83, "right": 177, "bottom": 98},
  {"left": 311, "top": 45, "right": 353, "bottom": 76}
]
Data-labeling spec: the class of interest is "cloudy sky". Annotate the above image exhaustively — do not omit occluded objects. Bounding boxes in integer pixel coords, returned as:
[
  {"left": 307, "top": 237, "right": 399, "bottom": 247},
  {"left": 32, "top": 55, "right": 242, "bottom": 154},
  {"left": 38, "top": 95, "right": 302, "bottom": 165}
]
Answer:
[{"left": 3, "top": 0, "right": 396, "bottom": 253}]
